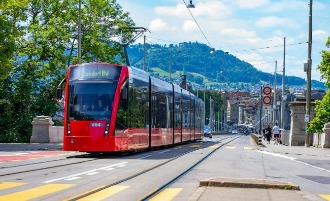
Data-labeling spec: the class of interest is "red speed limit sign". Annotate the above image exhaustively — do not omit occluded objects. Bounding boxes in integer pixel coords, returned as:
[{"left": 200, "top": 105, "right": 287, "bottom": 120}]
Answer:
[
  {"left": 262, "top": 86, "right": 271, "bottom": 95},
  {"left": 262, "top": 86, "right": 272, "bottom": 105},
  {"left": 262, "top": 96, "right": 272, "bottom": 104}
]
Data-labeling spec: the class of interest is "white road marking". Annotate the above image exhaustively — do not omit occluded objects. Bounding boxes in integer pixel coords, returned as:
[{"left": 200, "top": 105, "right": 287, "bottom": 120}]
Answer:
[
  {"left": 256, "top": 150, "right": 330, "bottom": 173},
  {"left": 86, "top": 172, "right": 99, "bottom": 175},
  {"left": 103, "top": 168, "right": 114, "bottom": 171},
  {"left": 138, "top": 155, "right": 152, "bottom": 159},
  {"left": 159, "top": 150, "right": 170, "bottom": 154},
  {"left": 43, "top": 162, "right": 128, "bottom": 183},
  {"left": 65, "top": 177, "right": 81, "bottom": 181},
  {"left": 256, "top": 150, "right": 296, "bottom": 160}
]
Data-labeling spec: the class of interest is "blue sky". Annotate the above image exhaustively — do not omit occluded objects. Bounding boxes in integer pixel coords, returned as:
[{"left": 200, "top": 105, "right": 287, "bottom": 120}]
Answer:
[{"left": 116, "top": 0, "right": 330, "bottom": 81}]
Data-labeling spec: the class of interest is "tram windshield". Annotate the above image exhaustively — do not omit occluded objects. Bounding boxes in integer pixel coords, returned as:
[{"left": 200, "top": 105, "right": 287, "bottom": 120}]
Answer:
[{"left": 68, "top": 81, "right": 117, "bottom": 121}]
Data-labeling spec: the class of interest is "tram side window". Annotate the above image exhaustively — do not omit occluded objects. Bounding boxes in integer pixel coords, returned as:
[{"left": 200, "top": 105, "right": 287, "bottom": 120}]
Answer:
[
  {"left": 127, "top": 85, "right": 148, "bottom": 128},
  {"left": 182, "top": 98, "right": 190, "bottom": 128},
  {"left": 115, "top": 86, "right": 128, "bottom": 132},
  {"left": 151, "top": 93, "right": 167, "bottom": 128},
  {"left": 190, "top": 99, "right": 195, "bottom": 129},
  {"left": 174, "top": 95, "right": 181, "bottom": 128}
]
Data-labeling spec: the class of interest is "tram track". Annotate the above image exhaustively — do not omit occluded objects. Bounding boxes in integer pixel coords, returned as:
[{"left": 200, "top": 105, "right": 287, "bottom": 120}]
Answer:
[
  {"left": 67, "top": 135, "right": 240, "bottom": 201},
  {"left": 0, "top": 155, "right": 100, "bottom": 177},
  {"left": 0, "top": 138, "right": 219, "bottom": 177}
]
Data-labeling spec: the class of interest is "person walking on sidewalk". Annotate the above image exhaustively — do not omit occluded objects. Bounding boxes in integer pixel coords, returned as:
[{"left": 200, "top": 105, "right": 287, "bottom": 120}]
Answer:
[
  {"left": 273, "top": 122, "right": 280, "bottom": 145},
  {"left": 265, "top": 124, "right": 272, "bottom": 144}
]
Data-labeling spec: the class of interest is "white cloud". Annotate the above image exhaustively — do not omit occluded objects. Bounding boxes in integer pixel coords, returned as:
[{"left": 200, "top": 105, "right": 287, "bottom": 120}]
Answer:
[
  {"left": 220, "top": 28, "right": 256, "bottom": 38},
  {"left": 234, "top": 0, "right": 270, "bottom": 9},
  {"left": 154, "top": 1, "right": 231, "bottom": 19},
  {"left": 183, "top": 20, "right": 199, "bottom": 32},
  {"left": 255, "top": 16, "right": 296, "bottom": 28},
  {"left": 313, "top": 29, "right": 328, "bottom": 42},
  {"left": 154, "top": 4, "right": 189, "bottom": 18},
  {"left": 149, "top": 18, "right": 176, "bottom": 32},
  {"left": 263, "top": 1, "right": 306, "bottom": 13},
  {"left": 193, "top": 1, "right": 231, "bottom": 19}
]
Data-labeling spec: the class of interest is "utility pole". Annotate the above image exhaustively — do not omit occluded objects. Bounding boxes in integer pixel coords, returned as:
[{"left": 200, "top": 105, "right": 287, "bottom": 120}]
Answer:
[
  {"left": 77, "top": 0, "right": 82, "bottom": 64},
  {"left": 143, "top": 35, "right": 146, "bottom": 71},
  {"left": 273, "top": 61, "right": 277, "bottom": 126},
  {"left": 281, "top": 37, "right": 286, "bottom": 129},
  {"left": 259, "top": 86, "right": 262, "bottom": 134},
  {"left": 305, "top": 0, "right": 313, "bottom": 147}
]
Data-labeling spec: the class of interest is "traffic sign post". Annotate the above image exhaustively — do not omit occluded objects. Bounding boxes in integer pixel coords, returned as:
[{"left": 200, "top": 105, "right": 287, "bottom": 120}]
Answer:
[{"left": 262, "top": 86, "right": 272, "bottom": 105}]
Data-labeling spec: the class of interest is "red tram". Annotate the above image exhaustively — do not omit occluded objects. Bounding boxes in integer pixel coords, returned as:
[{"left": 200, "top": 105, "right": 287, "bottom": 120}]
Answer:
[{"left": 56, "top": 63, "right": 204, "bottom": 152}]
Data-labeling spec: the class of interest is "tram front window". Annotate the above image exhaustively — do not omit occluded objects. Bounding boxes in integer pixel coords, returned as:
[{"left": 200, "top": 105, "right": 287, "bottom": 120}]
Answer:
[{"left": 68, "top": 81, "right": 117, "bottom": 121}]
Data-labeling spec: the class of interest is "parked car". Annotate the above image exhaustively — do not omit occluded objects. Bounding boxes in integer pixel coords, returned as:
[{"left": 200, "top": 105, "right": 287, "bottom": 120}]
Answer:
[
  {"left": 204, "top": 125, "right": 212, "bottom": 138},
  {"left": 231, "top": 129, "right": 238, "bottom": 134}
]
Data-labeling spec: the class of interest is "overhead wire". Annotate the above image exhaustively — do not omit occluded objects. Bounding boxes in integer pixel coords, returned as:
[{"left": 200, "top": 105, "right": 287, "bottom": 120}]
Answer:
[
  {"left": 182, "top": 0, "right": 214, "bottom": 49},
  {"left": 227, "top": 42, "right": 307, "bottom": 54}
]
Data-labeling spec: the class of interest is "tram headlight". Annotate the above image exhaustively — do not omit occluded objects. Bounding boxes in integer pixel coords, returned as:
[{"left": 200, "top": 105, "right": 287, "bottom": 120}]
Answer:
[{"left": 104, "top": 123, "right": 110, "bottom": 136}]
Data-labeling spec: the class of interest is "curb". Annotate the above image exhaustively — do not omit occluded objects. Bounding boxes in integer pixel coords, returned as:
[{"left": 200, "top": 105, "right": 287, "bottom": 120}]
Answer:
[{"left": 200, "top": 178, "right": 300, "bottom": 190}]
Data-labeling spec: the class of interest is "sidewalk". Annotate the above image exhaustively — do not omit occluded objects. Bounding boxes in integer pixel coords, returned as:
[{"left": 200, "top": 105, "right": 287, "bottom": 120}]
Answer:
[
  {"left": 0, "top": 143, "right": 63, "bottom": 151},
  {"left": 193, "top": 136, "right": 329, "bottom": 201},
  {"left": 258, "top": 138, "right": 330, "bottom": 159}
]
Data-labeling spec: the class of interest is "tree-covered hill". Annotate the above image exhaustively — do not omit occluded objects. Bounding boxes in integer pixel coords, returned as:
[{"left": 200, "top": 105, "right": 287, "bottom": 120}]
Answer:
[{"left": 127, "top": 42, "right": 325, "bottom": 89}]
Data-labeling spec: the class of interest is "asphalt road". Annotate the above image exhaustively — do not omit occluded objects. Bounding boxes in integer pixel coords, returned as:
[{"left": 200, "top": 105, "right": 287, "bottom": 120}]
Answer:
[{"left": 0, "top": 135, "right": 329, "bottom": 201}]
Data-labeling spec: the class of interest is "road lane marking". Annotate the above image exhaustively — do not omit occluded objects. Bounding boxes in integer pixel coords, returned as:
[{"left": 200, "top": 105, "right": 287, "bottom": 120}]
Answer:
[
  {"left": 244, "top": 147, "right": 253, "bottom": 150},
  {"left": 149, "top": 188, "right": 182, "bottom": 201},
  {"left": 320, "top": 194, "right": 330, "bottom": 201},
  {"left": 256, "top": 150, "right": 296, "bottom": 160},
  {"left": 0, "top": 184, "right": 74, "bottom": 201},
  {"left": 209, "top": 145, "right": 219, "bottom": 148},
  {"left": 65, "top": 177, "right": 81, "bottom": 181},
  {"left": 86, "top": 172, "right": 99, "bottom": 175},
  {"left": 159, "top": 150, "right": 170, "bottom": 154},
  {"left": 75, "top": 185, "right": 129, "bottom": 201},
  {"left": 138, "top": 155, "right": 152, "bottom": 159},
  {"left": 43, "top": 162, "right": 128, "bottom": 183},
  {"left": 226, "top": 146, "right": 235, "bottom": 149},
  {"left": 256, "top": 150, "right": 330, "bottom": 173},
  {"left": 0, "top": 182, "right": 26, "bottom": 190},
  {"left": 190, "top": 144, "right": 201, "bottom": 148}
]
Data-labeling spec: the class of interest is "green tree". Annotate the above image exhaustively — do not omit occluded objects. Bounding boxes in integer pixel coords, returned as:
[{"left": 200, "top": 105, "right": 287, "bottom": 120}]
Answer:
[
  {"left": 308, "top": 91, "right": 330, "bottom": 133},
  {"left": 195, "top": 90, "right": 223, "bottom": 124},
  {"left": 317, "top": 36, "right": 330, "bottom": 88},
  {"left": 0, "top": 0, "right": 134, "bottom": 142},
  {"left": 308, "top": 36, "right": 330, "bottom": 134}
]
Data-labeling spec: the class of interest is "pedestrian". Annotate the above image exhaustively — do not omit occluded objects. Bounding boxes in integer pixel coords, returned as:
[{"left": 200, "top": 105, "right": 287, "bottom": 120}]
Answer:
[
  {"left": 265, "top": 124, "right": 272, "bottom": 144},
  {"left": 262, "top": 128, "right": 266, "bottom": 141},
  {"left": 273, "top": 122, "right": 280, "bottom": 145}
]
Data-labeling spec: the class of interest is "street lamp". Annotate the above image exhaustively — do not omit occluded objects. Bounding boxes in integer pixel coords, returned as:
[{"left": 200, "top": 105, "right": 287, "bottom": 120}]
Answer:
[{"left": 186, "top": 0, "right": 195, "bottom": 8}]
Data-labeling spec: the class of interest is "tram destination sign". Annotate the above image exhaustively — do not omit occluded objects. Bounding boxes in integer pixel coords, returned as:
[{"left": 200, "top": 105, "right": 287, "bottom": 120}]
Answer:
[{"left": 70, "top": 64, "right": 121, "bottom": 80}]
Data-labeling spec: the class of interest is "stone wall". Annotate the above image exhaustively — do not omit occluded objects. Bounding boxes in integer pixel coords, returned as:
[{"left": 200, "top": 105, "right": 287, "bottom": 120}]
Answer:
[
  {"left": 31, "top": 116, "right": 63, "bottom": 143},
  {"left": 289, "top": 98, "right": 315, "bottom": 146}
]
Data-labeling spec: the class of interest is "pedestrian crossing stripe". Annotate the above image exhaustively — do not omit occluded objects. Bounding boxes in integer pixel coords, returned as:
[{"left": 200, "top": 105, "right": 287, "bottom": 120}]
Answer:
[
  {"left": 66, "top": 185, "right": 129, "bottom": 201},
  {"left": 320, "top": 194, "right": 330, "bottom": 201},
  {"left": 149, "top": 188, "right": 182, "bottom": 201},
  {"left": 0, "top": 184, "right": 75, "bottom": 201},
  {"left": 0, "top": 182, "right": 26, "bottom": 190}
]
